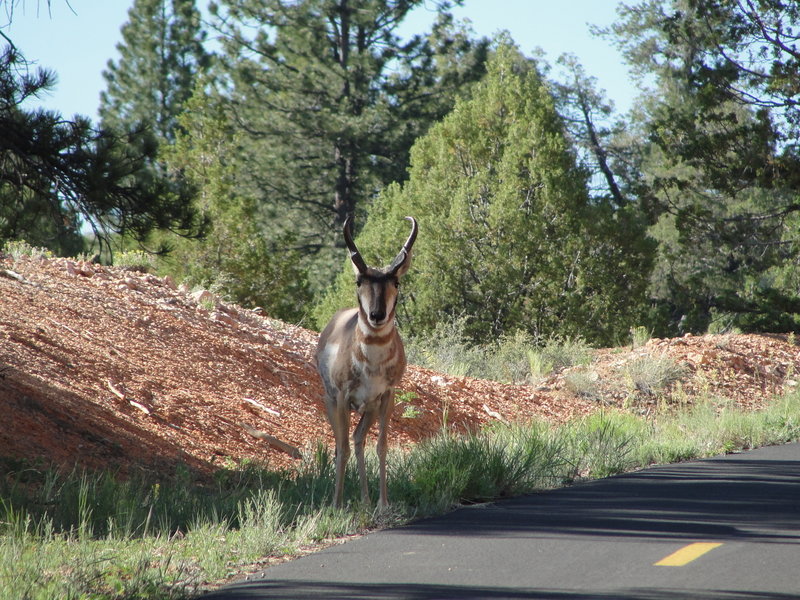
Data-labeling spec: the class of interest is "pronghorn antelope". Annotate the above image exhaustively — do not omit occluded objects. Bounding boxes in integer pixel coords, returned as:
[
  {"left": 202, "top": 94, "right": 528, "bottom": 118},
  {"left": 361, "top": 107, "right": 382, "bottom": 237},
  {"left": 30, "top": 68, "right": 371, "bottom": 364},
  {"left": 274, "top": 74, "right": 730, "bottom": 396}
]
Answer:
[{"left": 315, "top": 216, "right": 418, "bottom": 509}]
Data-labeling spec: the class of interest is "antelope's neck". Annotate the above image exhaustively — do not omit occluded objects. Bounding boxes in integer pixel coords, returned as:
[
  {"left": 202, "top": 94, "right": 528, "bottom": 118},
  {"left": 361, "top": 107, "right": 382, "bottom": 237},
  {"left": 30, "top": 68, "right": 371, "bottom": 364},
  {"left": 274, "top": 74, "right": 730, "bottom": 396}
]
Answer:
[
  {"left": 355, "top": 314, "right": 396, "bottom": 349},
  {"left": 353, "top": 313, "right": 401, "bottom": 373}
]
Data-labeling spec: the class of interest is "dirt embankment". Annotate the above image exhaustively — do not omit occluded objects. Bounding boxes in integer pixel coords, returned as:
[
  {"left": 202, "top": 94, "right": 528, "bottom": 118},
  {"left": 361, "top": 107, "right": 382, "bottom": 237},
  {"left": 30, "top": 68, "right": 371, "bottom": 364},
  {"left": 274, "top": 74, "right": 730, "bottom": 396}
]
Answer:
[{"left": 1, "top": 254, "right": 798, "bottom": 477}]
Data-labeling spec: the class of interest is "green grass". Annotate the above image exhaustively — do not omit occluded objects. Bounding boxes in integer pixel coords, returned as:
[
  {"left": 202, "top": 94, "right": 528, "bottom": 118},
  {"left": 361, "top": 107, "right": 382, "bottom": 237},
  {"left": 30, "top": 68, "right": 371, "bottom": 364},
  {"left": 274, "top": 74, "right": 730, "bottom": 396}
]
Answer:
[
  {"left": 390, "top": 422, "right": 570, "bottom": 512},
  {"left": 405, "top": 320, "right": 591, "bottom": 383},
  {"left": 2, "top": 392, "right": 800, "bottom": 599},
  {"left": 621, "top": 353, "right": 689, "bottom": 398}
]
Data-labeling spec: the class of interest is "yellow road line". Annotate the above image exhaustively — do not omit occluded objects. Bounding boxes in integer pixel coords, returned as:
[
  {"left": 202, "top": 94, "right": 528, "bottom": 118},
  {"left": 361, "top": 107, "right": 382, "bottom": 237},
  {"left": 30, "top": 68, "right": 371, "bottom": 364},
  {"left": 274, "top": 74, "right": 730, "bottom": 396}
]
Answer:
[{"left": 654, "top": 542, "right": 723, "bottom": 567}]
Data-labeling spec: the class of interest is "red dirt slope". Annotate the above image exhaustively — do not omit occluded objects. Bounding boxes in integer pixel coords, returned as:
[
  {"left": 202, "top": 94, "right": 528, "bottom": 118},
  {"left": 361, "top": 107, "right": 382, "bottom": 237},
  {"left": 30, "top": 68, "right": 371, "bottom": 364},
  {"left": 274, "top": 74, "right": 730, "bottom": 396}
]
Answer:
[{"left": 1, "top": 253, "right": 798, "bottom": 477}]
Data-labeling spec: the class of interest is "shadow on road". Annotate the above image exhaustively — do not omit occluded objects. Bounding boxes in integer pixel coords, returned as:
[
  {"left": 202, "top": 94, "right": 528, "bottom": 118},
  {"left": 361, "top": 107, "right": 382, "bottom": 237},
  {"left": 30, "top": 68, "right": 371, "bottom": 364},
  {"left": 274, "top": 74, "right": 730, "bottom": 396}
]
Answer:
[
  {"left": 203, "top": 579, "right": 799, "bottom": 600},
  {"left": 394, "top": 455, "right": 800, "bottom": 543}
]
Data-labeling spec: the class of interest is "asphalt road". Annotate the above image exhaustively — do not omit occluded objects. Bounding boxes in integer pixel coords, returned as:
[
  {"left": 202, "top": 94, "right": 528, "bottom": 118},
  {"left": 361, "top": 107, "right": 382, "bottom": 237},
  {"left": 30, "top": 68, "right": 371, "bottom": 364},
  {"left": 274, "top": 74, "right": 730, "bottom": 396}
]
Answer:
[{"left": 203, "top": 442, "right": 800, "bottom": 599}]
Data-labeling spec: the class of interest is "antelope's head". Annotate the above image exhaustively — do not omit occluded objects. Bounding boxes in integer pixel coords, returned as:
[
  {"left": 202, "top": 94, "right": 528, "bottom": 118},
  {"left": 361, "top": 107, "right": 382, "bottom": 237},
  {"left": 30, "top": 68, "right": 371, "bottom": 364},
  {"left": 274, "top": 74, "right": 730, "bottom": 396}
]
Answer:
[{"left": 344, "top": 216, "right": 418, "bottom": 330}]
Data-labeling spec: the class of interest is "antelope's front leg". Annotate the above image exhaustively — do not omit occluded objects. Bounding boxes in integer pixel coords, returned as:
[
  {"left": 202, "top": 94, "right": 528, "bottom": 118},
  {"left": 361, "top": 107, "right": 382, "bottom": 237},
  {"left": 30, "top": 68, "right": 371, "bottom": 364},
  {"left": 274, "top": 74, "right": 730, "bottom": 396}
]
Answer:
[
  {"left": 353, "top": 406, "right": 379, "bottom": 505},
  {"left": 376, "top": 389, "right": 395, "bottom": 510},
  {"left": 330, "top": 391, "right": 351, "bottom": 509}
]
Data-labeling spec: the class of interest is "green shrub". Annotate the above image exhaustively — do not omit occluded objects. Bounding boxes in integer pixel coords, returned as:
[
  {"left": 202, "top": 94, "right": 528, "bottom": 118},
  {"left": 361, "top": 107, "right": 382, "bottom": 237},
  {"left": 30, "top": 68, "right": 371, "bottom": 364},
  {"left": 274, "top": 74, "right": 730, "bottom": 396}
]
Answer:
[
  {"left": 622, "top": 354, "right": 689, "bottom": 398},
  {"left": 629, "top": 325, "right": 652, "bottom": 348},
  {"left": 528, "top": 335, "right": 592, "bottom": 379},
  {"left": 392, "top": 423, "right": 567, "bottom": 511},
  {"left": 406, "top": 321, "right": 593, "bottom": 384},
  {"left": 565, "top": 412, "right": 644, "bottom": 479},
  {"left": 113, "top": 249, "right": 156, "bottom": 273},
  {"left": 563, "top": 368, "right": 600, "bottom": 399},
  {"left": 404, "top": 318, "right": 485, "bottom": 378},
  {"left": 2, "top": 240, "right": 54, "bottom": 261}
]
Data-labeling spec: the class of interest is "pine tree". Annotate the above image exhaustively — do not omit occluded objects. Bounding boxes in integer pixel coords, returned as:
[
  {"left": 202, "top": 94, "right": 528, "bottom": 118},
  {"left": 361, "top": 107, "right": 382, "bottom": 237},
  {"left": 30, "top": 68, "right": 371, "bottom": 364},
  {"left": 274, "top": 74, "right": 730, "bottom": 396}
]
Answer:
[
  {"left": 99, "top": 0, "right": 208, "bottom": 144},
  {"left": 161, "top": 86, "right": 312, "bottom": 321},
  {"left": 0, "top": 44, "right": 203, "bottom": 256},
  {"left": 210, "top": 0, "right": 488, "bottom": 288},
  {"left": 601, "top": 0, "right": 800, "bottom": 333}
]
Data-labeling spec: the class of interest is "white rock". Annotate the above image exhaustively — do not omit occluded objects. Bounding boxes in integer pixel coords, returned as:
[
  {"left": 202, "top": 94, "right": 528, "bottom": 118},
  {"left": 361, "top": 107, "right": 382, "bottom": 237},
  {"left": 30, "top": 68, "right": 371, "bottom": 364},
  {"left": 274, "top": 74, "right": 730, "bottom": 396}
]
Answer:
[
  {"left": 211, "top": 311, "right": 238, "bottom": 328},
  {"left": 191, "top": 289, "right": 215, "bottom": 305},
  {"left": 162, "top": 275, "right": 177, "bottom": 290}
]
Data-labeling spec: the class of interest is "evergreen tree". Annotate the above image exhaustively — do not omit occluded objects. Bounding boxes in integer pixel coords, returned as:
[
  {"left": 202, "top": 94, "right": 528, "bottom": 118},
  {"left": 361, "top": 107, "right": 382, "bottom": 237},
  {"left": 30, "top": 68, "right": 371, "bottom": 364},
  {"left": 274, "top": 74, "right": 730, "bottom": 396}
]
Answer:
[
  {"left": 314, "top": 42, "right": 654, "bottom": 345},
  {"left": 602, "top": 0, "right": 800, "bottom": 333},
  {"left": 549, "top": 54, "right": 635, "bottom": 209},
  {"left": 99, "top": 0, "right": 208, "bottom": 144},
  {"left": 209, "top": 0, "right": 489, "bottom": 288},
  {"left": 0, "top": 44, "right": 203, "bottom": 256},
  {"left": 161, "top": 85, "right": 312, "bottom": 321}
]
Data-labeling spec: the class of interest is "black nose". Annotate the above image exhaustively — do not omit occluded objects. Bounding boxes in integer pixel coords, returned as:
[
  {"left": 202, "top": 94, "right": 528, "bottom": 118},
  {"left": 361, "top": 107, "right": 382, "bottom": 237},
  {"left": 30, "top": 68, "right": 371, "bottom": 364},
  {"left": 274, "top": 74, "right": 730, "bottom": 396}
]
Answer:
[{"left": 369, "top": 310, "right": 386, "bottom": 323}]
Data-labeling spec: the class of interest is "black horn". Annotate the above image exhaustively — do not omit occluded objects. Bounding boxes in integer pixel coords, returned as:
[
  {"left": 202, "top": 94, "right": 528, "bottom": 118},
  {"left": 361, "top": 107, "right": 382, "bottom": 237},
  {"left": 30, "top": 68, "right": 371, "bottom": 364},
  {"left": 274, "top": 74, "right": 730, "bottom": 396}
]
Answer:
[
  {"left": 389, "top": 216, "right": 418, "bottom": 274},
  {"left": 343, "top": 216, "right": 368, "bottom": 274}
]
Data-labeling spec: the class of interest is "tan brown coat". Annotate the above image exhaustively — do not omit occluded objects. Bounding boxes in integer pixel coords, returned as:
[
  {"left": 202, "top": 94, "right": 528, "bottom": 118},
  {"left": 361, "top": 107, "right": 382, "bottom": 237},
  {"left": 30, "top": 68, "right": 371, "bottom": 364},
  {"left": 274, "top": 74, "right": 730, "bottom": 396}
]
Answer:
[{"left": 314, "top": 217, "right": 417, "bottom": 509}]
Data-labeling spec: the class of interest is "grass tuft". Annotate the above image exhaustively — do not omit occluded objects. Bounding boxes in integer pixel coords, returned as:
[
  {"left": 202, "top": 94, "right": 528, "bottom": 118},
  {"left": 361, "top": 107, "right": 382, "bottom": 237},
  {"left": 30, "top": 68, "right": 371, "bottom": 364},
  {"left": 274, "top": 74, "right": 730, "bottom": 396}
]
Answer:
[
  {"left": 113, "top": 249, "right": 156, "bottom": 273},
  {"left": 622, "top": 354, "right": 689, "bottom": 399},
  {"left": 405, "top": 321, "right": 592, "bottom": 384}
]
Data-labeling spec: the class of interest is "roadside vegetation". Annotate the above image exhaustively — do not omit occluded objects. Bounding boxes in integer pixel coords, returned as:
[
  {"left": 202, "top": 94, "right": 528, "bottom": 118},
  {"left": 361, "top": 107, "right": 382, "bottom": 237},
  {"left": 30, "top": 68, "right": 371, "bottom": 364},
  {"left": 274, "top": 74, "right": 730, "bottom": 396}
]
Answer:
[
  {"left": 405, "top": 318, "right": 593, "bottom": 384},
  {"left": 2, "top": 373, "right": 799, "bottom": 599}
]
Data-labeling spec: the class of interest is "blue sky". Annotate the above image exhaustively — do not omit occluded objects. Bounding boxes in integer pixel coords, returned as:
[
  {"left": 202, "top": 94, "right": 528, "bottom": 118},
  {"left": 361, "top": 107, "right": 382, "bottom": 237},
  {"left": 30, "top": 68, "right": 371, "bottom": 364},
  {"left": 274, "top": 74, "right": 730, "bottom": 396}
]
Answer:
[{"left": 2, "top": 0, "right": 635, "bottom": 122}]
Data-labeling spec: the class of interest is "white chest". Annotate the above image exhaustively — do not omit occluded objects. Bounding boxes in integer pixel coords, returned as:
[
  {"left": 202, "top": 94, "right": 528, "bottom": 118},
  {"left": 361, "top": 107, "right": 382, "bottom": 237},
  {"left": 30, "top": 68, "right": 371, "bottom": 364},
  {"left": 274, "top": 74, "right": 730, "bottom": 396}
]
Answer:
[
  {"left": 350, "top": 373, "right": 390, "bottom": 412},
  {"left": 350, "top": 342, "right": 394, "bottom": 411}
]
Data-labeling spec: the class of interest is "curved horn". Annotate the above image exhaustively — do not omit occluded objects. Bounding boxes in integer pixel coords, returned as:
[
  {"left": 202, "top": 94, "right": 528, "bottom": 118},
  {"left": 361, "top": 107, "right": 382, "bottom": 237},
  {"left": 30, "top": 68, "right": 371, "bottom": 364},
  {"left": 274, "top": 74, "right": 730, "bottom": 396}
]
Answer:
[
  {"left": 389, "top": 216, "right": 418, "bottom": 274},
  {"left": 343, "top": 216, "right": 368, "bottom": 274},
  {"left": 401, "top": 216, "right": 418, "bottom": 253}
]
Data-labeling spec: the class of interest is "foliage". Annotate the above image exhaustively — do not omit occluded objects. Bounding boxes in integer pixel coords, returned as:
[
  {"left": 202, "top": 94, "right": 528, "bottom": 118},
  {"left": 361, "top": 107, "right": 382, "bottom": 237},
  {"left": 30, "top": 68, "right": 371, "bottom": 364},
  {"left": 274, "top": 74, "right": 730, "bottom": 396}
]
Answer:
[
  {"left": 403, "top": 317, "right": 591, "bottom": 384},
  {"left": 1, "top": 239, "right": 54, "bottom": 261},
  {"left": 622, "top": 353, "right": 689, "bottom": 399},
  {"left": 629, "top": 325, "right": 652, "bottom": 348},
  {"left": 99, "top": 0, "right": 209, "bottom": 145},
  {"left": 566, "top": 411, "right": 641, "bottom": 478},
  {"left": 599, "top": 0, "right": 800, "bottom": 335},
  {"left": 112, "top": 249, "right": 156, "bottom": 273},
  {"left": 160, "top": 88, "right": 312, "bottom": 321},
  {"left": 548, "top": 53, "right": 634, "bottom": 209},
  {"left": 393, "top": 423, "right": 568, "bottom": 511},
  {"left": 314, "top": 41, "right": 653, "bottom": 346},
  {"left": 207, "top": 0, "right": 490, "bottom": 290},
  {"left": 0, "top": 44, "right": 204, "bottom": 257},
  {"left": 563, "top": 367, "right": 601, "bottom": 399},
  {"left": 403, "top": 317, "right": 487, "bottom": 378},
  {"left": 528, "top": 334, "right": 593, "bottom": 377}
]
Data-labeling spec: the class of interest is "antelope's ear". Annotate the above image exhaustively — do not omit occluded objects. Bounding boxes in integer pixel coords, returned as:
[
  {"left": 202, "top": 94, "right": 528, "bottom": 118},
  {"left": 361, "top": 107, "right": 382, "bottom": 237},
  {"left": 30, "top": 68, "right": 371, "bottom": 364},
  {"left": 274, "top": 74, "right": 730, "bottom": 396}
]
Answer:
[
  {"left": 388, "top": 249, "right": 412, "bottom": 278},
  {"left": 350, "top": 256, "right": 363, "bottom": 276}
]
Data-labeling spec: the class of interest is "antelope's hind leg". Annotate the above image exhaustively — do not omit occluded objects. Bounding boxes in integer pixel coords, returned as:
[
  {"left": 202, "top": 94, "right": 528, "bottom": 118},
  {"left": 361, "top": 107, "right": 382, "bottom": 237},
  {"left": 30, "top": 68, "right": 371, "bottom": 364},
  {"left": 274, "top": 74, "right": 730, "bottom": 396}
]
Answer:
[{"left": 376, "top": 389, "right": 395, "bottom": 510}]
